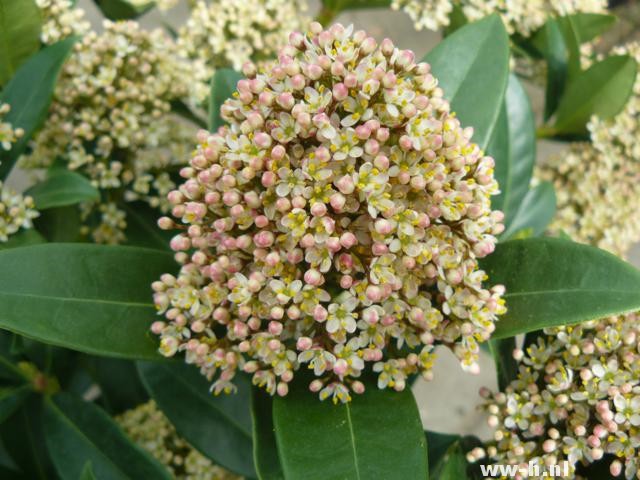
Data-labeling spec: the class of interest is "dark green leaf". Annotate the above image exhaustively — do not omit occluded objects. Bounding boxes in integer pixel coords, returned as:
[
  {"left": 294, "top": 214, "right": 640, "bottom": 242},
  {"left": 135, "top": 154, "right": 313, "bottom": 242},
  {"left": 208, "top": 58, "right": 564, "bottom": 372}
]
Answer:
[
  {"left": 552, "top": 55, "right": 637, "bottom": 135},
  {"left": 488, "top": 338, "right": 517, "bottom": 391},
  {"left": 34, "top": 205, "right": 82, "bottom": 242},
  {"left": 481, "top": 237, "right": 640, "bottom": 338},
  {"left": 0, "top": 244, "right": 176, "bottom": 359},
  {"left": 489, "top": 74, "right": 536, "bottom": 226},
  {"left": 432, "top": 442, "right": 468, "bottom": 479},
  {"left": 209, "top": 69, "right": 243, "bottom": 131},
  {"left": 273, "top": 379, "right": 428, "bottom": 480},
  {"left": 123, "top": 202, "right": 172, "bottom": 251},
  {"left": 251, "top": 388, "right": 284, "bottom": 480},
  {"left": 0, "top": 0, "right": 41, "bottom": 85},
  {"left": 87, "top": 357, "right": 148, "bottom": 414},
  {"left": 0, "top": 37, "right": 77, "bottom": 180},
  {"left": 425, "top": 430, "right": 459, "bottom": 472},
  {"left": 43, "top": 392, "right": 171, "bottom": 480},
  {"left": 26, "top": 170, "right": 99, "bottom": 210},
  {"left": 80, "top": 462, "right": 96, "bottom": 480},
  {"left": 137, "top": 361, "right": 256, "bottom": 477},
  {"left": 0, "top": 396, "right": 56, "bottom": 480},
  {"left": 501, "top": 181, "right": 556, "bottom": 240},
  {"left": 0, "top": 386, "right": 30, "bottom": 424},
  {"left": 93, "top": 0, "right": 154, "bottom": 20},
  {"left": 0, "top": 229, "right": 45, "bottom": 250},
  {"left": 424, "top": 14, "right": 509, "bottom": 150}
]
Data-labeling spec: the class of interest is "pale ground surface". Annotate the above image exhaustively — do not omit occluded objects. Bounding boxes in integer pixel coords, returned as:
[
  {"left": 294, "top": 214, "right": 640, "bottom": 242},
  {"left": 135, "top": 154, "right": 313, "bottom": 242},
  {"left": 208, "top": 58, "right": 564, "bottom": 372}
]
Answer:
[{"left": 7, "top": 0, "right": 637, "bottom": 440}]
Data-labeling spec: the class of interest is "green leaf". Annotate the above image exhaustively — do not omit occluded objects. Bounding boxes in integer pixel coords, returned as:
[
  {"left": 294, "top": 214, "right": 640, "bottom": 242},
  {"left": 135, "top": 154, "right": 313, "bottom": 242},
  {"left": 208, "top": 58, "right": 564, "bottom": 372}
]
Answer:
[
  {"left": 425, "top": 430, "right": 459, "bottom": 473},
  {"left": 34, "top": 205, "right": 82, "bottom": 242},
  {"left": 488, "top": 338, "right": 518, "bottom": 391},
  {"left": 86, "top": 357, "right": 148, "bottom": 414},
  {"left": 209, "top": 68, "right": 243, "bottom": 131},
  {"left": 43, "top": 393, "right": 171, "bottom": 480},
  {"left": 137, "top": 361, "right": 256, "bottom": 477},
  {"left": 0, "top": 229, "right": 45, "bottom": 251},
  {"left": 424, "top": 14, "right": 509, "bottom": 150},
  {"left": 552, "top": 55, "right": 637, "bottom": 135},
  {"left": 26, "top": 171, "right": 99, "bottom": 210},
  {"left": 432, "top": 442, "right": 468, "bottom": 479},
  {"left": 501, "top": 181, "right": 556, "bottom": 240},
  {"left": 272, "top": 379, "right": 428, "bottom": 480},
  {"left": 0, "top": 37, "right": 77, "bottom": 180},
  {"left": 93, "top": 0, "right": 154, "bottom": 20},
  {"left": 0, "top": 396, "right": 56, "bottom": 480},
  {"left": 123, "top": 202, "right": 172, "bottom": 251},
  {"left": 571, "top": 13, "right": 617, "bottom": 43},
  {"left": 80, "top": 462, "right": 96, "bottom": 480},
  {"left": 0, "top": 386, "right": 30, "bottom": 425},
  {"left": 251, "top": 388, "right": 284, "bottom": 480},
  {"left": 481, "top": 237, "right": 640, "bottom": 338},
  {"left": 0, "top": 0, "right": 41, "bottom": 86},
  {"left": 489, "top": 74, "right": 536, "bottom": 226},
  {"left": 0, "top": 244, "right": 176, "bottom": 359}
]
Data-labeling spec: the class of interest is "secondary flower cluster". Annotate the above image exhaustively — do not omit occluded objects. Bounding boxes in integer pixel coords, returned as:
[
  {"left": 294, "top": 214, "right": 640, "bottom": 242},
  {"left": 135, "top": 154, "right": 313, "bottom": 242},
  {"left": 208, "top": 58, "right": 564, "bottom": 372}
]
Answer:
[
  {"left": 36, "top": 0, "right": 90, "bottom": 44},
  {"left": 21, "top": 20, "right": 193, "bottom": 244},
  {"left": 0, "top": 103, "right": 23, "bottom": 151},
  {"left": 152, "top": 23, "right": 506, "bottom": 402},
  {"left": 392, "top": 0, "right": 606, "bottom": 35},
  {"left": 0, "top": 181, "right": 39, "bottom": 243},
  {"left": 176, "top": 0, "right": 309, "bottom": 104},
  {"left": 478, "top": 314, "right": 640, "bottom": 479},
  {"left": 539, "top": 42, "right": 640, "bottom": 257},
  {"left": 118, "top": 401, "right": 238, "bottom": 480}
]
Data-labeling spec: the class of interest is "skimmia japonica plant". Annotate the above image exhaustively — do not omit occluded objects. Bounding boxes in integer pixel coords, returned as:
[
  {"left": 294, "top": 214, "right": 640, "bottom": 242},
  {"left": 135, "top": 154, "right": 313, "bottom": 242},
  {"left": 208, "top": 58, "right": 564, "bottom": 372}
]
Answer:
[{"left": 0, "top": 0, "right": 639, "bottom": 479}]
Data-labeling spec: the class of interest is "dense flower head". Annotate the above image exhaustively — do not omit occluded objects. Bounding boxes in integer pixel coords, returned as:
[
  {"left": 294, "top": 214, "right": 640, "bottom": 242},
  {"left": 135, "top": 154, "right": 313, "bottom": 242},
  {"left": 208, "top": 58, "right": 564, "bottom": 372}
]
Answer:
[
  {"left": 392, "top": 0, "right": 606, "bottom": 35},
  {"left": 538, "top": 42, "right": 640, "bottom": 257},
  {"left": 0, "top": 181, "right": 39, "bottom": 243},
  {"left": 20, "top": 20, "right": 193, "bottom": 244},
  {"left": 118, "top": 401, "right": 238, "bottom": 480},
  {"left": 152, "top": 22, "right": 506, "bottom": 402},
  {"left": 477, "top": 315, "right": 640, "bottom": 479},
  {"left": 36, "top": 0, "right": 90, "bottom": 44},
  {"left": 176, "top": 0, "right": 309, "bottom": 104}
]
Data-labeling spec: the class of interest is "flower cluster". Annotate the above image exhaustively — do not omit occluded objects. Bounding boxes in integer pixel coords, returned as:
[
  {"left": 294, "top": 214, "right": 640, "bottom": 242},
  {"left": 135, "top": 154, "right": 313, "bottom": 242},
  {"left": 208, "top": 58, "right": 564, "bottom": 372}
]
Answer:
[
  {"left": 478, "top": 314, "right": 640, "bottom": 479},
  {"left": 0, "top": 103, "right": 23, "bottom": 152},
  {"left": 118, "top": 401, "right": 238, "bottom": 480},
  {"left": 21, "top": 20, "right": 193, "bottom": 244},
  {"left": 176, "top": 0, "right": 309, "bottom": 103},
  {"left": 36, "top": 0, "right": 90, "bottom": 44},
  {"left": 152, "top": 23, "right": 506, "bottom": 403},
  {"left": 538, "top": 42, "right": 640, "bottom": 257},
  {"left": 392, "top": 0, "right": 607, "bottom": 35},
  {"left": 0, "top": 181, "right": 39, "bottom": 243}
]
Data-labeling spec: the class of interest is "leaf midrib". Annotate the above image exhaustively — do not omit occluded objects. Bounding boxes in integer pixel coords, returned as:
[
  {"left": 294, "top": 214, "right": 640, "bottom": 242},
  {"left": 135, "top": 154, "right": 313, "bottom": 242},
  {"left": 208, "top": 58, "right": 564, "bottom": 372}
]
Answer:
[
  {"left": 505, "top": 287, "right": 640, "bottom": 298},
  {"left": 344, "top": 403, "right": 362, "bottom": 480},
  {"left": 0, "top": 291, "right": 152, "bottom": 308}
]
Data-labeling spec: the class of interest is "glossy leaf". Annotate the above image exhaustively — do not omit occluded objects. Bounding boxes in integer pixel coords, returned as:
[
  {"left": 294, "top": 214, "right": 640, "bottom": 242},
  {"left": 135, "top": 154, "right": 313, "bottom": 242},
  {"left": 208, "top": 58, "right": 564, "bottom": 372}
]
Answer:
[
  {"left": 0, "top": 0, "right": 41, "bottom": 85},
  {"left": 0, "top": 37, "right": 77, "bottom": 180},
  {"left": 137, "top": 361, "right": 256, "bottom": 477},
  {"left": 209, "top": 68, "right": 243, "bottom": 131},
  {"left": 425, "top": 14, "right": 509, "bottom": 150},
  {"left": 43, "top": 393, "right": 171, "bottom": 480},
  {"left": 93, "top": 0, "right": 154, "bottom": 19},
  {"left": 251, "top": 388, "right": 284, "bottom": 480},
  {"left": 26, "top": 170, "right": 99, "bottom": 210},
  {"left": 571, "top": 13, "right": 617, "bottom": 43},
  {"left": 0, "top": 396, "right": 55, "bottom": 480},
  {"left": 0, "top": 386, "right": 30, "bottom": 425},
  {"left": 0, "top": 229, "right": 45, "bottom": 251},
  {"left": 273, "top": 379, "right": 428, "bottom": 480},
  {"left": 501, "top": 181, "right": 556, "bottom": 240},
  {"left": 34, "top": 205, "right": 81, "bottom": 242},
  {"left": 123, "top": 202, "right": 172, "bottom": 251},
  {"left": 552, "top": 55, "right": 637, "bottom": 135},
  {"left": 0, "top": 244, "right": 176, "bottom": 359},
  {"left": 489, "top": 74, "right": 536, "bottom": 226},
  {"left": 86, "top": 357, "right": 148, "bottom": 414},
  {"left": 425, "top": 430, "right": 459, "bottom": 472},
  {"left": 80, "top": 462, "right": 97, "bottom": 480},
  {"left": 481, "top": 237, "right": 640, "bottom": 338},
  {"left": 489, "top": 337, "right": 518, "bottom": 391},
  {"left": 432, "top": 442, "right": 468, "bottom": 479}
]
